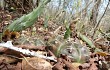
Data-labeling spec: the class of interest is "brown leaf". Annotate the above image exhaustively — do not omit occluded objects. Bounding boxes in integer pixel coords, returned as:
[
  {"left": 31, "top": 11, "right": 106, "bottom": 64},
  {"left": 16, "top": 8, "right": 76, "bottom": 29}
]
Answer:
[
  {"left": 88, "top": 63, "right": 98, "bottom": 70},
  {"left": 96, "top": 52, "right": 109, "bottom": 57},
  {"left": 52, "top": 58, "right": 64, "bottom": 70},
  {"left": 62, "top": 59, "right": 78, "bottom": 70},
  {"left": 2, "top": 29, "right": 20, "bottom": 41},
  {"left": 10, "top": 31, "right": 20, "bottom": 39},
  {"left": 0, "top": 47, "right": 7, "bottom": 53},
  {"left": 22, "top": 57, "right": 52, "bottom": 70},
  {"left": 72, "top": 63, "right": 81, "bottom": 68},
  {"left": 14, "top": 62, "right": 22, "bottom": 70},
  {"left": 79, "top": 63, "right": 90, "bottom": 69},
  {"left": 0, "top": 55, "right": 17, "bottom": 63},
  {"left": 4, "top": 49, "right": 23, "bottom": 57}
]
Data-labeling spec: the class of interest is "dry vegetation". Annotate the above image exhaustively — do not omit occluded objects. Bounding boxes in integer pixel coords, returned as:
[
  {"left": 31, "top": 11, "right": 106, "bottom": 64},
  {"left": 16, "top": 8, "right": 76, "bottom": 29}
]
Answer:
[{"left": 0, "top": 0, "right": 110, "bottom": 70}]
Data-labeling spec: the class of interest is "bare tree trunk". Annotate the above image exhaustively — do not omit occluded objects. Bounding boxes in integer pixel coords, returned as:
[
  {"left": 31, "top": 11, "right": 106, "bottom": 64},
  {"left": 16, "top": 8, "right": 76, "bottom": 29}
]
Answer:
[{"left": 90, "top": 0, "right": 101, "bottom": 27}]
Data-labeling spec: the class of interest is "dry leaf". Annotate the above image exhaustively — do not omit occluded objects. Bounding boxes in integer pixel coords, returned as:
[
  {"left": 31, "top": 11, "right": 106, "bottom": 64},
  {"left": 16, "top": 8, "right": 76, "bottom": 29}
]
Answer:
[
  {"left": 88, "top": 63, "right": 98, "bottom": 70},
  {"left": 96, "top": 52, "right": 109, "bottom": 56},
  {"left": 10, "top": 31, "right": 20, "bottom": 39},
  {"left": 22, "top": 57, "right": 52, "bottom": 70},
  {"left": 0, "top": 55, "right": 17, "bottom": 63},
  {"left": 72, "top": 62, "right": 81, "bottom": 68},
  {"left": 2, "top": 29, "right": 20, "bottom": 41}
]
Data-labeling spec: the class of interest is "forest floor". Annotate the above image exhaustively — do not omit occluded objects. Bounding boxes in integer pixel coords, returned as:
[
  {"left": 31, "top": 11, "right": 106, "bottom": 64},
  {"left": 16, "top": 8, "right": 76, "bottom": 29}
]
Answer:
[{"left": 0, "top": 9, "right": 110, "bottom": 70}]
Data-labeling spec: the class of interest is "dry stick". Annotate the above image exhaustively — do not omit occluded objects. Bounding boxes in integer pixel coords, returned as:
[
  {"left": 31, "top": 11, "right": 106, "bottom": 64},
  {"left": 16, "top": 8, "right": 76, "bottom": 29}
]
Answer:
[
  {"left": 92, "top": 1, "right": 110, "bottom": 39},
  {"left": 21, "top": 54, "right": 38, "bottom": 70},
  {"left": 0, "top": 41, "right": 57, "bottom": 62},
  {"left": 73, "top": 0, "right": 98, "bottom": 19}
]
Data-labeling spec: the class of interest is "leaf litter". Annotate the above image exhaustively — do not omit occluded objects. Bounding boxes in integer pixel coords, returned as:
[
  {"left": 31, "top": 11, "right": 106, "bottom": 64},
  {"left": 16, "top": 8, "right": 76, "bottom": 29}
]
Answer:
[{"left": 0, "top": 8, "right": 110, "bottom": 70}]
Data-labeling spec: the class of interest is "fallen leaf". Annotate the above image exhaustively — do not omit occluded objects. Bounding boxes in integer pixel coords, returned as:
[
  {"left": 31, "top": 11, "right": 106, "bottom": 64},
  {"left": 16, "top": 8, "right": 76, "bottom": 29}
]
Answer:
[
  {"left": 96, "top": 52, "right": 109, "bottom": 56},
  {"left": 0, "top": 55, "right": 18, "bottom": 63},
  {"left": 72, "top": 62, "right": 81, "bottom": 68},
  {"left": 22, "top": 57, "right": 52, "bottom": 70},
  {"left": 88, "top": 63, "right": 98, "bottom": 70}
]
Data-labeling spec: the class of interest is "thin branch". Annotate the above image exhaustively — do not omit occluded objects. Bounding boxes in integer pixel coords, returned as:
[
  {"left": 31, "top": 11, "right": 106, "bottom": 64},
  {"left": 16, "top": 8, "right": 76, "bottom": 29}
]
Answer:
[{"left": 92, "top": 1, "right": 110, "bottom": 38}]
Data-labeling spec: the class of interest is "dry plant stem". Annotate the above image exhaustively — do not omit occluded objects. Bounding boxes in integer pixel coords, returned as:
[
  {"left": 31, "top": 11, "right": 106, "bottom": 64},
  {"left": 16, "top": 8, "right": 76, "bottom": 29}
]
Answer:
[
  {"left": 4, "top": 54, "right": 23, "bottom": 60},
  {"left": 92, "top": 1, "right": 110, "bottom": 39},
  {"left": 21, "top": 54, "right": 38, "bottom": 70},
  {"left": 74, "top": 0, "right": 98, "bottom": 19},
  {"left": 76, "top": 0, "right": 93, "bottom": 17},
  {"left": 91, "top": 0, "right": 101, "bottom": 26},
  {"left": 0, "top": 41, "right": 57, "bottom": 62}
]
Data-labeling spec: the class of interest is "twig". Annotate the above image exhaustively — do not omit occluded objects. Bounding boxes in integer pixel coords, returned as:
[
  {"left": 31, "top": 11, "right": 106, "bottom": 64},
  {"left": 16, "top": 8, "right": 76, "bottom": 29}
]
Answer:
[
  {"left": 0, "top": 41, "right": 57, "bottom": 62},
  {"left": 21, "top": 54, "right": 38, "bottom": 70},
  {"left": 92, "top": 1, "right": 110, "bottom": 38}
]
